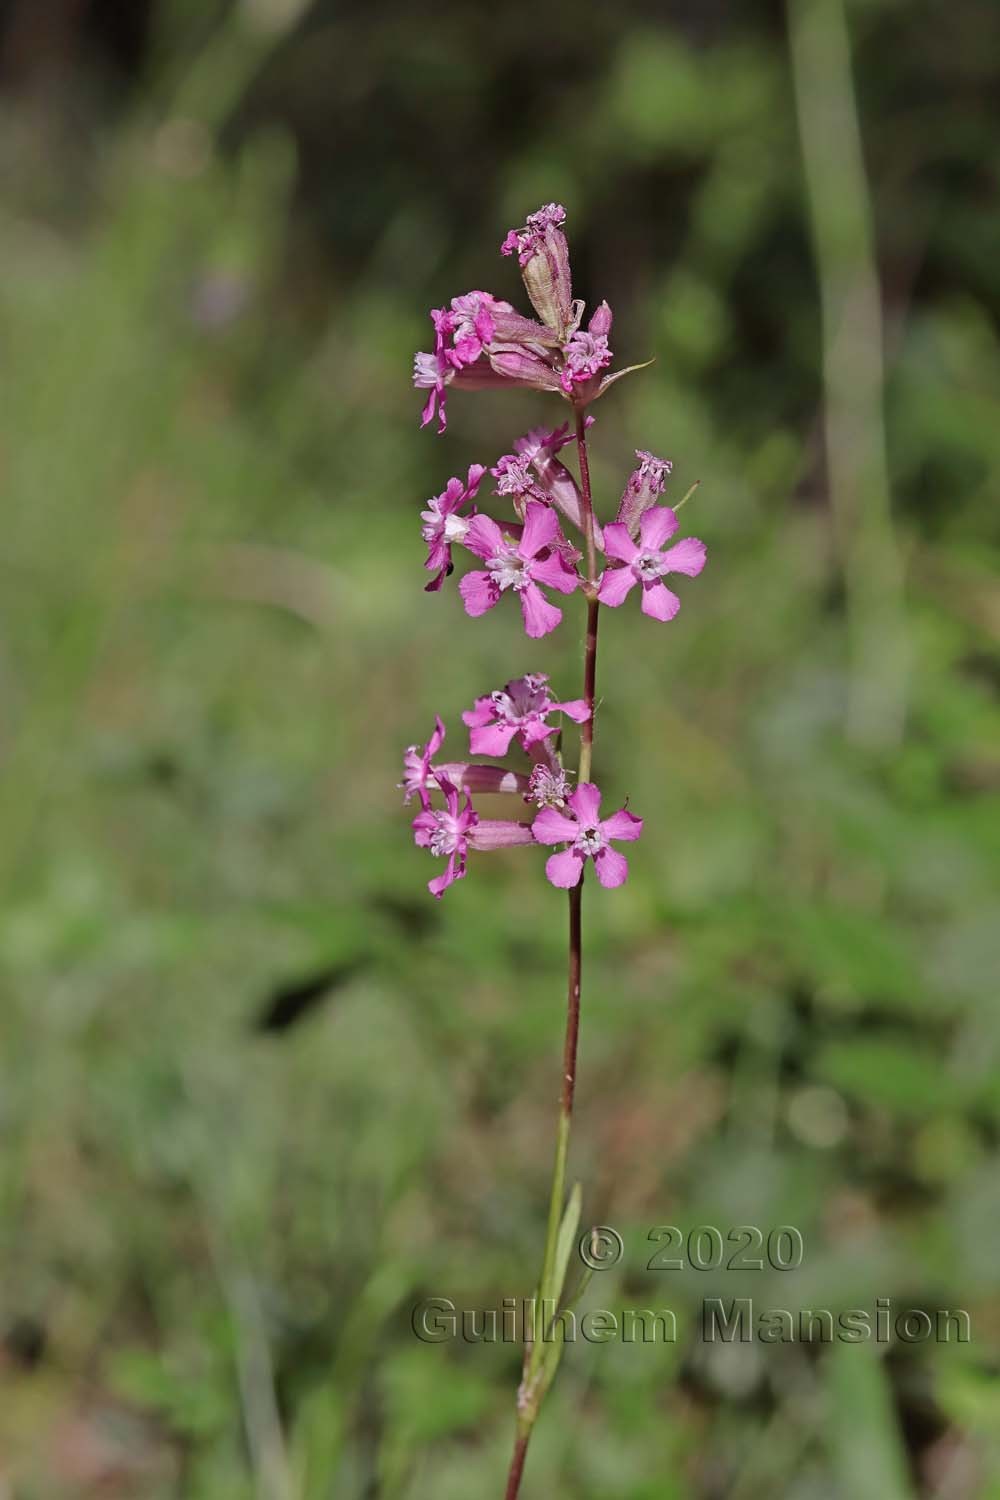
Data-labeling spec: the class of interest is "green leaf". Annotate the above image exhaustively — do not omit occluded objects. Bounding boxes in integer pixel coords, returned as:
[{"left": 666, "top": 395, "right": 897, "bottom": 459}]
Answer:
[{"left": 545, "top": 1181, "right": 582, "bottom": 1313}]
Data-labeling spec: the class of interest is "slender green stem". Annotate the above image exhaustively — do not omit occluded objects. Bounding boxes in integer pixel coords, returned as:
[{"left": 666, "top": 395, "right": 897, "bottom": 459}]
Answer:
[
  {"left": 502, "top": 406, "right": 601, "bottom": 1500},
  {"left": 786, "top": 0, "right": 907, "bottom": 749}
]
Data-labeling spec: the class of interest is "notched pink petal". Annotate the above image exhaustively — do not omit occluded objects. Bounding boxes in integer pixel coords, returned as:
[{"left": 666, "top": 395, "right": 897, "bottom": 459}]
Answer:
[
  {"left": 469, "top": 722, "right": 519, "bottom": 756},
  {"left": 594, "top": 847, "right": 629, "bottom": 888},
  {"left": 519, "top": 583, "right": 562, "bottom": 638},
  {"left": 411, "top": 810, "right": 437, "bottom": 846},
  {"left": 639, "top": 505, "right": 679, "bottom": 550},
  {"left": 459, "top": 570, "right": 500, "bottom": 618},
  {"left": 597, "top": 566, "right": 637, "bottom": 607},
  {"left": 546, "top": 847, "right": 584, "bottom": 888},
  {"left": 530, "top": 551, "right": 580, "bottom": 595},
  {"left": 462, "top": 697, "right": 495, "bottom": 729},
  {"left": 519, "top": 500, "right": 560, "bottom": 559},
  {"left": 662, "top": 536, "right": 707, "bottom": 577},
  {"left": 429, "top": 855, "right": 465, "bottom": 899},
  {"left": 551, "top": 698, "right": 590, "bottom": 723},
  {"left": 640, "top": 580, "right": 681, "bottom": 622},
  {"left": 601, "top": 522, "right": 640, "bottom": 565},
  {"left": 427, "top": 716, "right": 446, "bottom": 757},
  {"left": 531, "top": 806, "right": 580, "bottom": 845},
  {"left": 601, "top": 809, "right": 643, "bottom": 842},
  {"left": 568, "top": 782, "right": 602, "bottom": 825},
  {"left": 463, "top": 513, "right": 506, "bottom": 561}
]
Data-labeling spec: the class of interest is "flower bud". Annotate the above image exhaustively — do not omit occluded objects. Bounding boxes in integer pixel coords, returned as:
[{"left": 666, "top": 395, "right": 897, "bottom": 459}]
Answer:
[
  {"left": 488, "top": 347, "right": 563, "bottom": 391},
  {"left": 587, "top": 300, "right": 613, "bottom": 338},
  {"left": 614, "top": 450, "right": 674, "bottom": 539},
  {"left": 502, "top": 204, "right": 573, "bottom": 338}
]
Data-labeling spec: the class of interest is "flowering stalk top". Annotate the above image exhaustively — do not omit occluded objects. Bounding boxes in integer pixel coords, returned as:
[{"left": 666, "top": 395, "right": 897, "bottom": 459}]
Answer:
[
  {"left": 402, "top": 198, "right": 712, "bottom": 1500},
  {"left": 413, "top": 204, "right": 649, "bottom": 435}
]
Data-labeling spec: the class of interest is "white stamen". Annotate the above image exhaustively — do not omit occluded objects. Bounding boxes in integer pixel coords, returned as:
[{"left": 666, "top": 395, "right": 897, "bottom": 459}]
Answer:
[{"left": 487, "top": 551, "right": 527, "bottom": 592}]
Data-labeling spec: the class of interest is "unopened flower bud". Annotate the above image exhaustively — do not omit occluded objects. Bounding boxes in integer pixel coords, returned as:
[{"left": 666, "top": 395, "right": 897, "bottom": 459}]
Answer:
[
  {"left": 614, "top": 450, "right": 674, "bottom": 539},
  {"left": 502, "top": 203, "right": 573, "bottom": 338},
  {"left": 587, "top": 300, "right": 613, "bottom": 338}
]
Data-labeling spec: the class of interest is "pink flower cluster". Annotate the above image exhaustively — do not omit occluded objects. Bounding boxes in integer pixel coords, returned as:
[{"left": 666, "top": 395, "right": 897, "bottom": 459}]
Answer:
[
  {"left": 401, "top": 681, "right": 641, "bottom": 897},
  {"left": 404, "top": 204, "right": 710, "bottom": 897},
  {"left": 418, "top": 447, "right": 705, "bottom": 638},
  {"left": 413, "top": 202, "right": 626, "bottom": 435}
]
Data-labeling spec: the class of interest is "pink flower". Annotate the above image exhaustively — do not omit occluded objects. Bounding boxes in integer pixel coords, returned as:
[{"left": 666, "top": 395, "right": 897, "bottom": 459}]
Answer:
[
  {"left": 458, "top": 500, "right": 580, "bottom": 638},
  {"left": 513, "top": 419, "right": 577, "bottom": 458},
  {"left": 401, "top": 715, "right": 447, "bottom": 809},
  {"left": 501, "top": 203, "right": 568, "bottom": 264},
  {"left": 492, "top": 452, "right": 545, "bottom": 507},
  {"left": 526, "top": 762, "right": 572, "bottom": 809},
  {"left": 401, "top": 717, "right": 528, "bottom": 810},
  {"left": 449, "top": 291, "right": 505, "bottom": 365},
  {"left": 597, "top": 506, "right": 707, "bottom": 622},
  {"left": 531, "top": 782, "right": 643, "bottom": 889},
  {"left": 414, "top": 291, "right": 563, "bottom": 433},
  {"left": 508, "top": 419, "right": 600, "bottom": 542},
  {"left": 615, "top": 449, "right": 673, "bottom": 538},
  {"left": 412, "top": 776, "right": 535, "bottom": 899},
  {"left": 462, "top": 673, "right": 590, "bottom": 756},
  {"left": 415, "top": 306, "right": 458, "bottom": 433},
  {"left": 489, "top": 420, "right": 598, "bottom": 545},
  {"left": 560, "top": 329, "right": 613, "bottom": 394},
  {"left": 413, "top": 294, "right": 515, "bottom": 434},
  {"left": 421, "top": 464, "right": 487, "bottom": 591},
  {"left": 412, "top": 777, "right": 478, "bottom": 897}
]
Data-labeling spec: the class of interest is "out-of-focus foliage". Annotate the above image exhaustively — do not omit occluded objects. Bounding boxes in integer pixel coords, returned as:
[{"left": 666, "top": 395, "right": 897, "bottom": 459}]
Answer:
[{"left": 0, "top": 1, "right": 997, "bottom": 1496}]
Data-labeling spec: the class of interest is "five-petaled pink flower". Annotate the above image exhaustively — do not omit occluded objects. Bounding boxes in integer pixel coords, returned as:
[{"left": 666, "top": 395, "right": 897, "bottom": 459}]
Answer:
[
  {"left": 412, "top": 774, "right": 535, "bottom": 898},
  {"left": 597, "top": 505, "right": 707, "bottom": 621},
  {"left": 421, "top": 464, "right": 487, "bottom": 591},
  {"left": 459, "top": 500, "right": 579, "bottom": 638},
  {"left": 531, "top": 782, "right": 643, "bottom": 889},
  {"left": 411, "top": 776, "right": 478, "bottom": 898},
  {"left": 462, "top": 673, "right": 589, "bottom": 756}
]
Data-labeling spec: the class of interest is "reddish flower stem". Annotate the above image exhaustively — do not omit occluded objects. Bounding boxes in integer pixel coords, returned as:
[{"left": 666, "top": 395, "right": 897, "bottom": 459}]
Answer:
[
  {"left": 504, "top": 1432, "right": 529, "bottom": 1500},
  {"left": 502, "top": 408, "right": 600, "bottom": 1500}
]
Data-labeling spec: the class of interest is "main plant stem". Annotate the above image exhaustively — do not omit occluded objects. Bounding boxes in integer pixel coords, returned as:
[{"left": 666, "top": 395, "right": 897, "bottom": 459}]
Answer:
[{"left": 503, "top": 409, "right": 600, "bottom": 1500}]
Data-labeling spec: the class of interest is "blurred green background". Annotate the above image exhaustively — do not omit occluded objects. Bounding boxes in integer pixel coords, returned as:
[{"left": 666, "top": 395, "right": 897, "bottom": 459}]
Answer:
[{"left": 1, "top": 0, "right": 998, "bottom": 1495}]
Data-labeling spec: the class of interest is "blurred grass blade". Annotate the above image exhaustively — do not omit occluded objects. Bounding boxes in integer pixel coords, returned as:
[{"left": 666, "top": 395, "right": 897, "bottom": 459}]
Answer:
[{"left": 826, "top": 1344, "right": 914, "bottom": 1500}]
